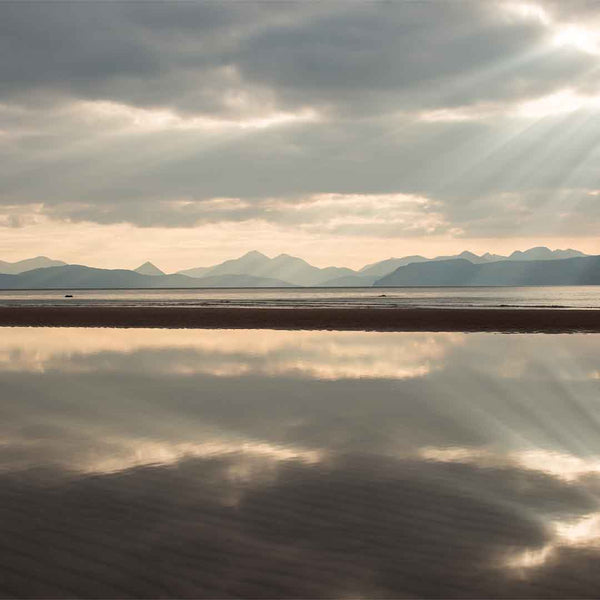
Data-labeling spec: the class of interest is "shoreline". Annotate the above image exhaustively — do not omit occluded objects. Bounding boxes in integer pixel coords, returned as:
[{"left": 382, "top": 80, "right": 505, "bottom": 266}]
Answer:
[{"left": 0, "top": 305, "right": 599, "bottom": 332}]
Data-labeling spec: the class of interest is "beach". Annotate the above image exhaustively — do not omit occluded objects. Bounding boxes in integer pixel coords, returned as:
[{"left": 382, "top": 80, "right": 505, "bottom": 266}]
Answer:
[{"left": 0, "top": 305, "right": 599, "bottom": 332}]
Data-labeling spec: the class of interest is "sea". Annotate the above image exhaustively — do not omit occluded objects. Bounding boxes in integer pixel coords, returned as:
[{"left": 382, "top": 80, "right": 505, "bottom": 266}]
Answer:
[
  {"left": 2, "top": 290, "right": 600, "bottom": 596},
  {"left": 1, "top": 285, "right": 600, "bottom": 308}
]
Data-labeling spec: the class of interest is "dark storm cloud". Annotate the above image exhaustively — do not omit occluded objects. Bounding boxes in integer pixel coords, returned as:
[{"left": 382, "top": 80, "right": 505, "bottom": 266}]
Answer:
[
  {"left": 1, "top": 0, "right": 599, "bottom": 237},
  {"left": 0, "top": 1, "right": 325, "bottom": 114},
  {"left": 1, "top": 1, "right": 594, "bottom": 115},
  {"left": 0, "top": 2, "right": 158, "bottom": 101},
  {"left": 234, "top": 1, "right": 595, "bottom": 114}
]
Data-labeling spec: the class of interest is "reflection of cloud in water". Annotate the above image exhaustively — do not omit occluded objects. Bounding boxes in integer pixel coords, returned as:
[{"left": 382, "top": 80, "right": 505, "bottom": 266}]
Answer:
[
  {"left": 507, "top": 512, "right": 600, "bottom": 571},
  {"left": 420, "top": 446, "right": 600, "bottom": 482},
  {"left": 0, "top": 327, "right": 463, "bottom": 380},
  {"left": 421, "top": 444, "right": 600, "bottom": 574},
  {"left": 2, "top": 452, "right": 599, "bottom": 597},
  {"left": 0, "top": 432, "right": 322, "bottom": 476},
  {"left": 1, "top": 329, "right": 600, "bottom": 595},
  {"left": 81, "top": 438, "right": 322, "bottom": 475},
  {"left": 457, "top": 333, "right": 600, "bottom": 382}
]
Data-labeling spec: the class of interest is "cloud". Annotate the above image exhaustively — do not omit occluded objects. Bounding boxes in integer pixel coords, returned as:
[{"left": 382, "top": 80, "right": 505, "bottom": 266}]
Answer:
[
  {"left": 37, "top": 192, "right": 457, "bottom": 238},
  {"left": 1, "top": 1, "right": 600, "bottom": 254},
  {"left": 0, "top": 2, "right": 324, "bottom": 116},
  {"left": 2, "top": 1, "right": 595, "bottom": 118}
]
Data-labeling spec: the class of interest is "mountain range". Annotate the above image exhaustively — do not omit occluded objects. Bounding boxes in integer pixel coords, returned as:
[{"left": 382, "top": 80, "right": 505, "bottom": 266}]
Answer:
[
  {"left": 177, "top": 251, "right": 355, "bottom": 286},
  {"left": 0, "top": 256, "right": 66, "bottom": 275},
  {"left": 175, "top": 247, "right": 589, "bottom": 287},
  {"left": 358, "top": 248, "right": 587, "bottom": 279},
  {"left": 0, "top": 265, "right": 293, "bottom": 289},
  {"left": 374, "top": 256, "right": 600, "bottom": 287},
  {"left": 0, "top": 247, "right": 595, "bottom": 288}
]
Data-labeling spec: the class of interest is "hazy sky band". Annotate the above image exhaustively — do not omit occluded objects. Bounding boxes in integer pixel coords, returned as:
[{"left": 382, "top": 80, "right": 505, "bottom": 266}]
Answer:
[{"left": 2, "top": 0, "right": 600, "bottom": 269}]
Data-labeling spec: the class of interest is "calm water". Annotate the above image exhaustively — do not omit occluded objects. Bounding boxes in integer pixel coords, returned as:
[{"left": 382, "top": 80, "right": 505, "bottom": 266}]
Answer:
[
  {"left": 1, "top": 285, "right": 600, "bottom": 309},
  {"left": 2, "top": 328, "right": 600, "bottom": 597}
]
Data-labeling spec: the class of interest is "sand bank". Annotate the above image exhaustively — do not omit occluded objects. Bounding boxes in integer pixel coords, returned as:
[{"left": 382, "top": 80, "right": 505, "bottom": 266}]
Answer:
[{"left": 0, "top": 305, "right": 599, "bottom": 332}]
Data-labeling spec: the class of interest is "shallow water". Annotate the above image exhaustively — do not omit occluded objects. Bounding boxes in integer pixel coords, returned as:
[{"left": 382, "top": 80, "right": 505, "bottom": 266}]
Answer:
[
  {"left": 1, "top": 285, "right": 600, "bottom": 309},
  {"left": 2, "top": 328, "right": 600, "bottom": 597}
]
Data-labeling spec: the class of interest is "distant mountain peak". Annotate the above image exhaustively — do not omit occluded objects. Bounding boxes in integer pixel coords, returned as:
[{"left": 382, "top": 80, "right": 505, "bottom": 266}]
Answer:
[
  {"left": 134, "top": 261, "right": 165, "bottom": 276},
  {"left": 510, "top": 247, "right": 548, "bottom": 256},
  {"left": 273, "top": 253, "right": 310, "bottom": 265},
  {"left": 0, "top": 256, "right": 67, "bottom": 275},
  {"left": 243, "top": 250, "right": 268, "bottom": 259},
  {"left": 508, "top": 247, "right": 587, "bottom": 261}
]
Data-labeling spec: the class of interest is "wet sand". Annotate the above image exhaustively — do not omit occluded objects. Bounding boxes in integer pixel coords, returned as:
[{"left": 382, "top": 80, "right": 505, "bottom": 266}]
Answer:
[{"left": 0, "top": 305, "right": 599, "bottom": 332}]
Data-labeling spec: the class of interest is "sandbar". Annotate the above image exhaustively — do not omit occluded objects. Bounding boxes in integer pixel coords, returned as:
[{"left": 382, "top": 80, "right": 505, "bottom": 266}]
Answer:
[{"left": 0, "top": 305, "right": 599, "bottom": 332}]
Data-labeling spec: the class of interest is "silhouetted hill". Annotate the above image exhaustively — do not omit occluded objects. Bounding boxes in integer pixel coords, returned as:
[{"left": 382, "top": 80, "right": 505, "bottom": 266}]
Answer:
[
  {"left": 507, "top": 247, "right": 586, "bottom": 261},
  {"left": 362, "top": 247, "right": 588, "bottom": 277},
  {"left": 178, "top": 251, "right": 355, "bottom": 286},
  {"left": 0, "top": 247, "right": 592, "bottom": 287},
  {"left": 374, "top": 256, "right": 600, "bottom": 286},
  {"left": 176, "top": 265, "right": 211, "bottom": 278},
  {"left": 359, "top": 256, "right": 429, "bottom": 278},
  {"left": 0, "top": 265, "right": 294, "bottom": 289},
  {"left": 134, "top": 262, "right": 165, "bottom": 276},
  {"left": 0, "top": 256, "right": 66, "bottom": 274}
]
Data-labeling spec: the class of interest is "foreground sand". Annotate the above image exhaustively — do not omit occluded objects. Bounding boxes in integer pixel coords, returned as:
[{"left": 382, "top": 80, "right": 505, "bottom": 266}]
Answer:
[{"left": 0, "top": 305, "right": 599, "bottom": 332}]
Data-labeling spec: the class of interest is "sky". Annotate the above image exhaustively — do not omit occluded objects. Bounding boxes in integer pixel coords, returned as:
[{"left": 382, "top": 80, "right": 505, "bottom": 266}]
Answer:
[{"left": 2, "top": 0, "right": 600, "bottom": 271}]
